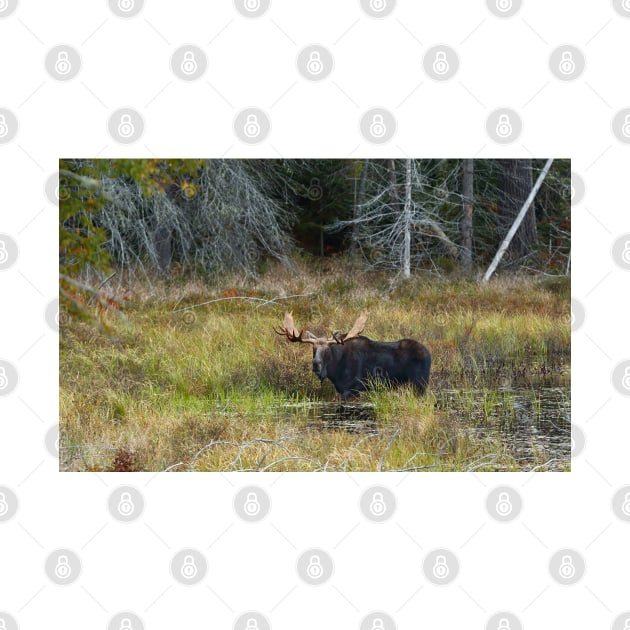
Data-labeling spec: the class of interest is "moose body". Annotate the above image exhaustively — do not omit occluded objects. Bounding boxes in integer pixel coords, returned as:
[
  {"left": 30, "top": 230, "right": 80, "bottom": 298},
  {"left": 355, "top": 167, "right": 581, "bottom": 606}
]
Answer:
[
  {"left": 276, "top": 312, "right": 431, "bottom": 400},
  {"left": 313, "top": 336, "right": 431, "bottom": 399}
]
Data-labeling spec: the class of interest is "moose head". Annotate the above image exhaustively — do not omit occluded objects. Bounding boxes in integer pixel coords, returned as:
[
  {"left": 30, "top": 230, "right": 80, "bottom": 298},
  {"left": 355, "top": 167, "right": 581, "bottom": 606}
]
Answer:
[{"left": 275, "top": 312, "right": 367, "bottom": 381}]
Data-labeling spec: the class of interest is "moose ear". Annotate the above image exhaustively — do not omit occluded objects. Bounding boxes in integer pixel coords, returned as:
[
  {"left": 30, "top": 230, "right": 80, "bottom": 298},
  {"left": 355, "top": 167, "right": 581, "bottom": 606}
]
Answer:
[{"left": 332, "top": 331, "right": 346, "bottom": 344}]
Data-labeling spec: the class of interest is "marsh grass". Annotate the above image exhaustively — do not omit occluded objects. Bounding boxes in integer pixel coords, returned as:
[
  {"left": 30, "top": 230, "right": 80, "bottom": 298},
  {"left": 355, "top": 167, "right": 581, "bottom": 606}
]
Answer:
[{"left": 60, "top": 260, "right": 570, "bottom": 472}]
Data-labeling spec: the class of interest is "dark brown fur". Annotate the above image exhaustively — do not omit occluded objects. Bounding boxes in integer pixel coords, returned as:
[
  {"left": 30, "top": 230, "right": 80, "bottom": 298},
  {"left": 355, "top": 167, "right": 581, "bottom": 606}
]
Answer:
[{"left": 311, "top": 335, "right": 431, "bottom": 400}]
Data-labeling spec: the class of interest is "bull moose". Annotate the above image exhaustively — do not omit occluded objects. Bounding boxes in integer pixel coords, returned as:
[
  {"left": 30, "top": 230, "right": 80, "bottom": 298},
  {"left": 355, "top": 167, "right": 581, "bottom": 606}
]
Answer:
[{"left": 275, "top": 312, "right": 431, "bottom": 400}]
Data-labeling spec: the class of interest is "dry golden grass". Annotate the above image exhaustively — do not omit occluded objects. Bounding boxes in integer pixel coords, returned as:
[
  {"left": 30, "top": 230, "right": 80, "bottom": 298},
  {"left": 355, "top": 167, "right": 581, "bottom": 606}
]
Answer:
[{"left": 60, "top": 261, "right": 570, "bottom": 472}]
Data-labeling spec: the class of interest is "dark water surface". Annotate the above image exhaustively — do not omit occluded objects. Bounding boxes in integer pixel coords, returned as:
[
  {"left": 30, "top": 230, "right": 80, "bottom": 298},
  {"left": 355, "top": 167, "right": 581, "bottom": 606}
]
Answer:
[{"left": 280, "top": 355, "right": 570, "bottom": 471}]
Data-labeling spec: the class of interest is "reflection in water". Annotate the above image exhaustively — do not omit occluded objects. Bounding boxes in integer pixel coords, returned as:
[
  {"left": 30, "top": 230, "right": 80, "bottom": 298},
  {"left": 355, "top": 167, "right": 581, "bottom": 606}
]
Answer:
[
  {"left": 307, "top": 402, "right": 378, "bottom": 434},
  {"left": 282, "top": 384, "right": 570, "bottom": 469},
  {"left": 275, "top": 351, "right": 570, "bottom": 470},
  {"left": 436, "top": 385, "right": 570, "bottom": 468}
]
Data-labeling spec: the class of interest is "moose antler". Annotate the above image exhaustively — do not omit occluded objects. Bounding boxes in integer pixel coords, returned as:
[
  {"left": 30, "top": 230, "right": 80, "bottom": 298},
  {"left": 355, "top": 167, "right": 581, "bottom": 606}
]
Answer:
[
  {"left": 274, "top": 312, "right": 317, "bottom": 344},
  {"left": 275, "top": 312, "right": 368, "bottom": 345},
  {"left": 341, "top": 312, "right": 367, "bottom": 342}
]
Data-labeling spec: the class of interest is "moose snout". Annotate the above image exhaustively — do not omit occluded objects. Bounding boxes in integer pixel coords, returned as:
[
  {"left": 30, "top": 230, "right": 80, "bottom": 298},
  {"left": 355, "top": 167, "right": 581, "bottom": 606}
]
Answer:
[{"left": 312, "top": 360, "right": 326, "bottom": 380}]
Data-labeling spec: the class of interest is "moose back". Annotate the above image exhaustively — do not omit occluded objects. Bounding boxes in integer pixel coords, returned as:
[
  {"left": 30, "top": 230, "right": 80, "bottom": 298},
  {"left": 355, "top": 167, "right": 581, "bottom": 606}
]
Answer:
[{"left": 276, "top": 312, "right": 431, "bottom": 400}]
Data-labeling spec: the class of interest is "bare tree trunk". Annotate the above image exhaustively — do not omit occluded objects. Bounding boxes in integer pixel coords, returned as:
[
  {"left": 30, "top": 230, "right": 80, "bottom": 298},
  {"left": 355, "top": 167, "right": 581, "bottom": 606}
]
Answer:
[
  {"left": 497, "top": 159, "right": 536, "bottom": 259},
  {"left": 388, "top": 159, "right": 399, "bottom": 206},
  {"left": 154, "top": 224, "right": 172, "bottom": 272},
  {"left": 483, "top": 158, "right": 554, "bottom": 283},
  {"left": 350, "top": 159, "right": 369, "bottom": 256},
  {"left": 403, "top": 159, "right": 412, "bottom": 279},
  {"left": 460, "top": 159, "right": 474, "bottom": 275}
]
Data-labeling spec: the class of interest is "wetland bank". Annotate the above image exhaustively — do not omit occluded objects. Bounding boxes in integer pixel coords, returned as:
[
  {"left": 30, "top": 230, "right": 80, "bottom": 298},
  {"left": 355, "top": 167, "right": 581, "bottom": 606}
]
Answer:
[{"left": 59, "top": 266, "right": 570, "bottom": 472}]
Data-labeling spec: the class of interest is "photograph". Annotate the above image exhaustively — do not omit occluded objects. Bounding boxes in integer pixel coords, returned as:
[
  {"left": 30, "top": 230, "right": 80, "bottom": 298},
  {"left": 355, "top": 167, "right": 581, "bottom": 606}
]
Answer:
[{"left": 59, "top": 157, "right": 570, "bottom": 472}]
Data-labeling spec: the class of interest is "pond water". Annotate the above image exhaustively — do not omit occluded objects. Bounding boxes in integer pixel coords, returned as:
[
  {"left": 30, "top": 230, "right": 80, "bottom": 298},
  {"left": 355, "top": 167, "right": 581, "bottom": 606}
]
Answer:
[{"left": 279, "top": 356, "right": 571, "bottom": 471}]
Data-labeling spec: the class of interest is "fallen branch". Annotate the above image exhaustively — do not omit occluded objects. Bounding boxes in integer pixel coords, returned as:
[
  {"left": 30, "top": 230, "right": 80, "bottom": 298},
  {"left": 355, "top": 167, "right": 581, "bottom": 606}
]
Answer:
[
  {"left": 482, "top": 158, "right": 554, "bottom": 283},
  {"left": 172, "top": 293, "right": 314, "bottom": 313}
]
